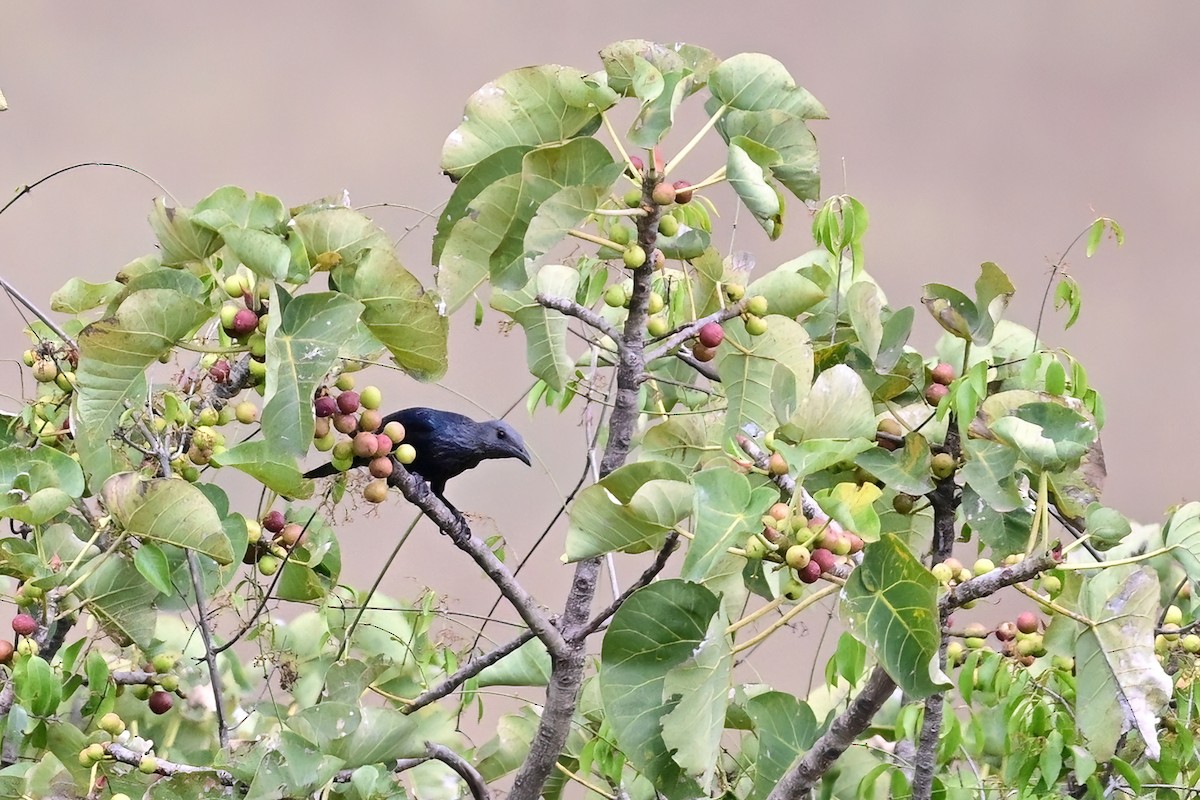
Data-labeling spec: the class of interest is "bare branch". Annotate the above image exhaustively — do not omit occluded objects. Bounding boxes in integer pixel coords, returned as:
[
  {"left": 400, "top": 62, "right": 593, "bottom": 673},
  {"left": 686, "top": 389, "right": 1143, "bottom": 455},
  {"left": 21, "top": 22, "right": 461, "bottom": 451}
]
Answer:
[
  {"left": 404, "top": 630, "right": 537, "bottom": 713},
  {"left": 736, "top": 435, "right": 843, "bottom": 531},
  {"left": 536, "top": 293, "right": 624, "bottom": 346},
  {"left": 387, "top": 465, "right": 569, "bottom": 660},
  {"left": 675, "top": 348, "right": 720, "bottom": 381},
  {"left": 425, "top": 741, "right": 491, "bottom": 800},
  {"left": 575, "top": 531, "right": 680, "bottom": 640},
  {"left": 106, "top": 742, "right": 235, "bottom": 786},
  {"left": 643, "top": 298, "right": 748, "bottom": 364},
  {"left": 0, "top": 276, "right": 76, "bottom": 348}
]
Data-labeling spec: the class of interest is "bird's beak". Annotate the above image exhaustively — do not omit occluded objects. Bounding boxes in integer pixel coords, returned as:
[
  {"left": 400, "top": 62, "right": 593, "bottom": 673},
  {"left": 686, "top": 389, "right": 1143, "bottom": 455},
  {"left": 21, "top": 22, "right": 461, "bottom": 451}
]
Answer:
[{"left": 514, "top": 443, "right": 532, "bottom": 467}]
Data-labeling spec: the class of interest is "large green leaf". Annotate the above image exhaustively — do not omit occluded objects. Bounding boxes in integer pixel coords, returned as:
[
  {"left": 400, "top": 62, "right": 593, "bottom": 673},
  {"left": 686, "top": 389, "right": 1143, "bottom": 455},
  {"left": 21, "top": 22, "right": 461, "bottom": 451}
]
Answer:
[
  {"left": 772, "top": 437, "right": 875, "bottom": 483},
  {"left": 642, "top": 414, "right": 720, "bottom": 472},
  {"left": 716, "top": 315, "right": 812, "bottom": 440},
  {"left": 707, "top": 53, "right": 827, "bottom": 119},
  {"left": 564, "top": 461, "right": 693, "bottom": 561},
  {"left": 191, "top": 185, "right": 288, "bottom": 231},
  {"left": 843, "top": 533, "right": 949, "bottom": 699},
  {"left": 289, "top": 206, "right": 392, "bottom": 270},
  {"left": 477, "top": 639, "right": 551, "bottom": 687},
  {"left": 332, "top": 247, "right": 448, "bottom": 381},
  {"left": 959, "top": 439, "right": 1023, "bottom": 513},
  {"left": 782, "top": 364, "right": 875, "bottom": 442},
  {"left": 683, "top": 465, "right": 777, "bottom": 582},
  {"left": 991, "top": 402, "right": 1097, "bottom": 472},
  {"left": 745, "top": 265, "right": 825, "bottom": 319},
  {"left": 854, "top": 433, "right": 935, "bottom": 498},
  {"left": 101, "top": 473, "right": 232, "bottom": 564},
  {"left": 814, "top": 482, "right": 883, "bottom": 541},
  {"left": 745, "top": 692, "right": 818, "bottom": 800},
  {"left": 79, "top": 553, "right": 159, "bottom": 647},
  {"left": 961, "top": 485, "right": 1033, "bottom": 558},
  {"left": 0, "top": 445, "right": 84, "bottom": 525},
  {"left": 726, "top": 138, "right": 783, "bottom": 239},
  {"left": 1164, "top": 502, "right": 1200, "bottom": 581},
  {"left": 660, "top": 609, "right": 733, "bottom": 792},
  {"left": 433, "top": 146, "right": 533, "bottom": 264},
  {"left": 147, "top": 199, "right": 223, "bottom": 266},
  {"left": 1074, "top": 567, "right": 1172, "bottom": 761},
  {"left": 441, "top": 65, "right": 618, "bottom": 178},
  {"left": 73, "top": 288, "right": 211, "bottom": 486},
  {"left": 600, "top": 580, "right": 719, "bottom": 800},
  {"left": 50, "top": 278, "right": 124, "bottom": 314},
  {"left": 491, "top": 264, "right": 579, "bottom": 391},
  {"left": 718, "top": 108, "right": 820, "bottom": 201}
]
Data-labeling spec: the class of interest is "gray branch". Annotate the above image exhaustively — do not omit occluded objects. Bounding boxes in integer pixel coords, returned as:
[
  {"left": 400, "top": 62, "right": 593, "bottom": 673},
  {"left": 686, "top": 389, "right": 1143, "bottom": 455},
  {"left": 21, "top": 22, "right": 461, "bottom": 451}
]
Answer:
[
  {"left": 404, "top": 630, "right": 537, "bottom": 713},
  {"left": 425, "top": 741, "right": 491, "bottom": 800},
  {"left": 536, "top": 293, "right": 624, "bottom": 346},
  {"left": 643, "top": 298, "right": 748, "bottom": 363}
]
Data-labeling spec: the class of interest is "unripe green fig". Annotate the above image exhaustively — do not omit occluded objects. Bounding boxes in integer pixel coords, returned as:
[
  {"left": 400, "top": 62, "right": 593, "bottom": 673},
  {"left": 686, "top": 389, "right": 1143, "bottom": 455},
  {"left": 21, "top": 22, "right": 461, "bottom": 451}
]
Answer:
[
  {"left": 383, "top": 421, "right": 406, "bottom": 444},
  {"left": 31, "top": 359, "right": 59, "bottom": 383},
  {"left": 972, "top": 558, "right": 995, "bottom": 575},
  {"left": 21, "top": 350, "right": 36, "bottom": 368},
  {"left": 363, "top": 479, "right": 389, "bottom": 504},
  {"left": 623, "top": 188, "right": 643, "bottom": 208},
  {"left": 892, "top": 494, "right": 915, "bottom": 515},
  {"left": 781, "top": 578, "right": 805, "bottom": 601},
  {"left": 1164, "top": 604, "right": 1184, "bottom": 626},
  {"left": 1182, "top": 633, "right": 1200, "bottom": 654},
  {"left": 358, "top": 409, "right": 382, "bottom": 432},
  {"left": 646, "top": 316, "right": 669, "bottom": 338},
  {"left": 647, "top": 292, "right": 664, "bottom": 314},
  {"left": 257, "top": 555, "right": 280, "bottom": 576},
  {"left": 604, "top": 284, "right": 627, "bottom": 308},
  {"left": 767, "top": 452, "right": 788, "bottom": 476},
  {"left": 623, "top": 245, "right": 647, "bottom": 268},
  {"left": 744, "top": 314, "right": 768, "bottom": 336},
  {"left": 235, "top": 402, "right": 259, "bottom": 424},
  {"left": 931, "top": 562, "right": 954, "bottom": 584},
  {"left": 1041, "top": 574, "right": 1063, "bottom": 596},
  {"left": 99, "top": 712, "right": 126, "bottom": 736},
  {"left": 219, "top": 303, "right": 240, "bottom": 330},
  {"left": 724, "top": 283, "right": 745, "bottom": 302},
  {"left": 151, "top": 652, "right": 177, "bottom": 673},
  {"left": 360, "top": 386, "right": 382, "bottom": 410},
  {"left": 396, "top": 443, "right": 417, "bottom": 464},
  {"left": 657, "top": 214, "right": 679, "bottom": 237},
  {"left": 335, "top": 373, "right": 355, "bottom": 391},
  {"left": 224, "top": 274, "right": 248, "bottom": 297},
  {"left": 742, "top": 536, "right": 767, "bottom": 560},
  {"left": 139, "top": 755, "right": 159, "bottom": 774},
  {"left": 608, "top": 223, "right": 631, "bottom": 246},
  {"left": 746, "top": 295, "right": 769, "bottom": 316},
  {"left": 785, "top": 545, "right": 811, "bottom": 569},
  {"left": 931, "top": 452, "right": 956, "bottom": 479}
]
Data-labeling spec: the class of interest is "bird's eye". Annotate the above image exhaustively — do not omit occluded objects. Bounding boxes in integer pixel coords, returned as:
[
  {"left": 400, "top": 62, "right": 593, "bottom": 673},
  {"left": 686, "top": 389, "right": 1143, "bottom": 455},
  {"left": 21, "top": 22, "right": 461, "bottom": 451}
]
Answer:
[{"left": 497, "top": 428, "right": 507, "bottom": 439}]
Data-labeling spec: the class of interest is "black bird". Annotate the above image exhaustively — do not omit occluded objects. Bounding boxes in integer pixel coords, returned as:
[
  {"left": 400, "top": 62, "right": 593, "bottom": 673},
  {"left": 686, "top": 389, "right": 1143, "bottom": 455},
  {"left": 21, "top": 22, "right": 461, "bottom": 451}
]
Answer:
[{"left": 305, "top": 407, "right": 532, "bottom": 507}]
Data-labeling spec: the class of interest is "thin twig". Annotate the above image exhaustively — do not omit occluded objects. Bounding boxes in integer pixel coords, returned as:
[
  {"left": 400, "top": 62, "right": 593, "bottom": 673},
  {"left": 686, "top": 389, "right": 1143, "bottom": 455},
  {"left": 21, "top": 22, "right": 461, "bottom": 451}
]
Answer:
[
  {"left": 574, "top": 532, "right": 680, "bottom": 640},
  {"left": 404, "top": 630, "right": 537, "bottom": 713},
  {"left": 424, "top": 741, "right": 491, "bottom": 800},
  {"left": 105, "top": 742, "right": 235, "bottom": 786},
  {"left": 536, "top": 293, "right": 624, "bottom": 346},
  {"left": 642, "top": 298, "right": 748, "bottom": 363},
  {"left": 0, "top": 276, "right": 76, "bottom": 348}
]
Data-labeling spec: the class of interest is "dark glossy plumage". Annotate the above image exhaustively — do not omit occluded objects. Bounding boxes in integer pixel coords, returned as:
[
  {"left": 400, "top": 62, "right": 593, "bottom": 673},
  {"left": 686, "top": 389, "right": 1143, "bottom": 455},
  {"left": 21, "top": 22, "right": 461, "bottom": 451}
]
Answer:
[{"left": 305, "top": 407, "right": 531, "bottom": 502}]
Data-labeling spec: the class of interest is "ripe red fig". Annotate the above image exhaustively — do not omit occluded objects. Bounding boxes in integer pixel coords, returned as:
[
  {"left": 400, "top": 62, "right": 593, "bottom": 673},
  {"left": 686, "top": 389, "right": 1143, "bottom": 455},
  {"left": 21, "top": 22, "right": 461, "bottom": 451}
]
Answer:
[
  {"left": 811, "top": 548, "right": 837, "bottom": 574},
  {"left": 262, "top": 510, "right": 286, "bottom": 534},
  {"left": 651, "top": 182, "right": 676, "bottom": 206},
  {"left": 375, "top": 433, "right": 394, "bottom": 455},
  {"left": 369, "top": 456, "right": 393, "bottom": 479},
  {"left": 314, "top": 395, "right": 337, "bottom": 418},
  {"left": 1016, "top": 611, "right": 1039, "bottom": 635},
  {"left": 278, "top": 523, "right": 305, "bottom": 548},
  {"left": 148, "top": 691, "right": 173, "bottom": 715},
  {"left": 925, "top": 383, "right": 949, "bottom": 405},
  {"left": 798, "top": 560, "right": 823, "bottom": 584},
  {"left": 931, "top": 362, "right": 956, "bottom": 385},
  {"left": 352, "top": 431, "right": 380, "bottom": 459},
  {"left": 229, "top": 308, "right": 259, "bottom": 338},
  {"left": 208, "top": 360, "right": 231, "bottom": 384},
  {"left": 698, "top": 322, "right": 724, "bottom": 348},
  {"left": 672, "top": 180, "right": 693, "bottom": 204},
  {"left": 11, "top": 614, "right": 37, "bottom": 637},
  {"left": 336, "top": 391, "right": 360, "bottom": 415},
  {"left": 626, "top": 155, "right": 644, "bottom": 176}
]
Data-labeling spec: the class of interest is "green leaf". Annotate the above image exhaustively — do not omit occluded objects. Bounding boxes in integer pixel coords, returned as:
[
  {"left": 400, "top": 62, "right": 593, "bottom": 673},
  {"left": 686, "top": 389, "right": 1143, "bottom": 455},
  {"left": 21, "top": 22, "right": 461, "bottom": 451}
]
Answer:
[
  {"left": 1083, "top": 503, "right": 1131, "bottom": 547},
  {"left": 726, "top": 139, "right": 783, "bottom": 239},
  {"left": 642, "top": 416, "right": 719, "bottom": 472},
  {"left": 1054, "top": 275, "right": 1082, "bottom": 329},
  {"left": 441, "top": 65, "right": 618, "bottom": 178},
  {"left": 221, "top": 227, "right": 291, "bottom": 281},
  {"left": 876, "top": 307, "right": 914, "bottom": 372},
  {"left": 745, "top": 268, "right": 825, "bottom": 319},
  {"left": 50, "top": 278, "right": 124, "bottom": 314},
  {"left": 332, "top": 247, "right": 448, "bottom": 381},
  {"left": 783, "top": 364, "right": 876, "bottom": 442},
  {"left": 1164, "top": 502, "right": 1200, "bottom": 582},
  {"left": 814, "top": 482, "right": 883, "bottom": 541},
  {"left": 133, "top": 541, "right": 175, "bottom": 595},
  {"left": 323, "top": 707, "right": 426, "bottom": 768},
  {"left": 433, "top": 146, "right": 532, "bottom": 264},
  {"left": 73, "top": 288, "right": 211, "bottom": 486},
  {"left": 716, "top": 315, "right": 812, "bottom": 440},
  {"left": 1074, "top": 567, "right": 1172, "bottom": 761},
  {"left": 717, "top": 109, "right": 820, "bottom": 201},
  {"left": 772, "top": 437, "right": 875, "bottom": 483},
  {"left": 990, "top": 402, "right": 1097, "bottom": 472},
  {"left": 843, "top": 533, "right": 950, "bottom": 699},
  {"left": 101, "top": 473, "right": 232, "bottom": 564},
  {"left": 961, "top": 485, "right": 1033, "bottom": 558},
  {"left": 0, "top": 445, "right": 84, "bottom": 524},
  {"left": 921, "top": 284, "right": 976, "bottom": 341},
  {"left": 564, "top": 461, "right": 693, "bottom": 561},
  {"left": 959, "top": 440, "right": 1023, "bottom": 513},
  {"left": 854, "top": 434, "right": 935, "bottom": 497},
  {"left": 660, "top": 609, "right": 732, "bottom": 791},
  {"left": 745, "top": 692, "right": 818, "bottom": 800},
  {"left": 79, "top": 553, "right": 158, "bottom": 646},
  {"left": 289, "top": 206, "right": 391, "bottom": 270},
  {"left": 599, "top": 580, "right": 718, "bottom": 800},
  {"left": 708, "top": 53, "right": 827, "bottom": 119},
  {"left": 14, "top": 656, "right": 60, "bottom": 718},
  {"left": 491, "top": 265, "right": 579, "bottom": 391},
  {"left": 477, "top": 638, "right": 551, "bottom": 687},
  {"left": 683, "top": 465, "right": 777, "bottom": 582},
  {"left": 847, "top": 282, "right": 884, "bottom": 361},
  {"left": 477, "top": 708, "right": 539, "bottom": 782},
  {"left": 1085, "top": 218, "right": 1105, "bottom": 257},
  {"left": 147, "top": 199, "right": 222, "bottom": 266}
]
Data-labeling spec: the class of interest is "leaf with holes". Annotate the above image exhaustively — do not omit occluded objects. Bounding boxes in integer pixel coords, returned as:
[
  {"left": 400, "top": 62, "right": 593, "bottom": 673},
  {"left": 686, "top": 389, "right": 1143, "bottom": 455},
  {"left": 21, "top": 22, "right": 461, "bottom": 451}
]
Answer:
[{"left": 843, "top": 533, "right": 949, "bottom": 698}]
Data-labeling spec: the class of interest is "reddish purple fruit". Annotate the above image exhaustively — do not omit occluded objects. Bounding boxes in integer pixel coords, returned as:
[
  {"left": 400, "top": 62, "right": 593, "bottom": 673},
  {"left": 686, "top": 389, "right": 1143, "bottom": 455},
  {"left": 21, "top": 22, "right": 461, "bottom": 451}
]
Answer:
[
  {"left": 375, "top": 433, "right": 394, "bottom": 455},
  {"left": 925, "top": 383, "right": 949, "bottom": 405},
  {"left": 698, "top": 322, "right": 724, "bottom": 349},
  {"left": 229, "top": 308, "right": 259, "bottom": 338},
  {"left": 369, "top": 456, "right": 393, "bottom": 479},
  {"left": 1016, "top": 611, "right": 1039, "bottom": 635},
  {"left": 798, "top": 560, "right": 823, "bottom": 584},
  {"left": 314, "top": 395, "right": 337, "bottom": 418},
  {"left": 262, "top": 510, "right": 286, "bottom": 534},
  {"left": 672, "top": 180, "right": 693, "bottom": 204},
  {"left": 931, "top": 362, "right": 956, "bottom": 386},
  {"left": 148, "top": 691, "right": 173, "bottom": 715},
  {"left": 208, "top": 360, "right": 231, "bottom": 384},
  {"left": 336, "top": 391, "right": 360, "bottom": 415},
  {"left": 811, "top": 548, "right": 837, "bottom": 574},
  {"left": 626, "top": 154, "right": 645, "bottom": 176},
  {"left": 691, "top": 342, "right": 718, "bottom": 363},
  {"left": 11, "top": 614, "right": 37, "bottom": 637},
  {"left": 333, "top": 413, "right": 359, "bottom": 435}
]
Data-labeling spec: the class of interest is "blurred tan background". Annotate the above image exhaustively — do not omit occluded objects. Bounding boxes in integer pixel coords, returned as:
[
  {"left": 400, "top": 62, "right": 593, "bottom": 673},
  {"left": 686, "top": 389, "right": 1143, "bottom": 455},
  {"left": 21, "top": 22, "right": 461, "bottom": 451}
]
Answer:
[{"left": 2, "top": 5, "right": 1198, "bottom": 665}]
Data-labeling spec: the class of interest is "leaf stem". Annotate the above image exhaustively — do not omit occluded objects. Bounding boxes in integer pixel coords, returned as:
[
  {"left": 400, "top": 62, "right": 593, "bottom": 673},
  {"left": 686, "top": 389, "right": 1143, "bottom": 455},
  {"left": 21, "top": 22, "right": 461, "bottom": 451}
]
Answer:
[
  {"left": 663, "top": 104, "right": 728, "bottom": 177},
  {"left": 1055, "top": 545, "right": 1177, "bottom": 571},
  {"left": 688, "top": 166, "right": 728, "bottom": 192},
  {"left": 730, "top": 584, "right": 840, "bottom": 655},
  {"left": 567, "top": 228, "right": 626, "bottom": 251},
  {"left": 1012, "top": 584, "right": 1093, "bottom": 625},
  {"left": 592, "top": 207, "right": 647, "bottom": 217}
]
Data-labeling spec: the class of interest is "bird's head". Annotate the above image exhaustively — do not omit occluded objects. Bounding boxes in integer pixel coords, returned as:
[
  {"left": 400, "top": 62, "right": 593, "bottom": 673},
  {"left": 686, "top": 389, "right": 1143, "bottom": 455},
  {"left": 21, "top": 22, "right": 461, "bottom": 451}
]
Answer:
[{"left": 479, "top": 419, "right": 532, "bottom": 467}]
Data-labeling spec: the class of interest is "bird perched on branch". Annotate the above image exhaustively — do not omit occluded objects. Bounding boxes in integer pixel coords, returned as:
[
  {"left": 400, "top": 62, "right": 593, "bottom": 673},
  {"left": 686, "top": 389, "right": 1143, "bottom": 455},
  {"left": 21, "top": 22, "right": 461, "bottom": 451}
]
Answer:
[{"left": 305, "top": 407, "right": 532, "bottom": 508}]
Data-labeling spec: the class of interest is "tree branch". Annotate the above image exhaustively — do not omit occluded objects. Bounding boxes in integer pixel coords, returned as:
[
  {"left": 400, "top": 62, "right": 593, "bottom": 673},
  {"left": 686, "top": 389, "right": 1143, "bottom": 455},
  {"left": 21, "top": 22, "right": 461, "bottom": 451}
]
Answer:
[
  {"left": 643, "top": 298, "right": 748, "bottom": 364},
  {"left": 386, "top": 465, "right": 568, "bottom": 660},
  {"left": 509, "top": 176, "right": 662, "bottom": 800},
  {"left": 536, "top": 293, "right": 624, "bottom": 346},
  {"left": 425, "top": 741, "right": 491, "bottom": 800},
  {"left": 736, "top": 436, "right": 845, "bottom": 532},
  {"left": 675, "top": 348, "right": 720, "bottom": 381},
  {"left": 574, "top": 531, "right": 680, "bottom": 640},
  {"left": 105, "top": 742, "right": 235, "bottom": 786},
  {"left": 404, "top": 630, "right": 537, "bottom": 713}
]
